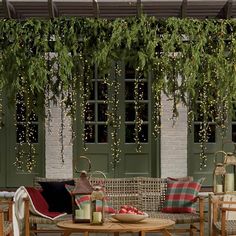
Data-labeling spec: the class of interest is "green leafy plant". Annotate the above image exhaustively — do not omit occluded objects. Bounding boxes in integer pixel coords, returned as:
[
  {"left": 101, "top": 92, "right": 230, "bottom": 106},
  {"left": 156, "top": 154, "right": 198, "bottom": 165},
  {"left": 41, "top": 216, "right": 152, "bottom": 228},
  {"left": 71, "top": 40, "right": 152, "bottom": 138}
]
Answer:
[{"left": 1, "top": 16, "right": 236, "bottom": 170}]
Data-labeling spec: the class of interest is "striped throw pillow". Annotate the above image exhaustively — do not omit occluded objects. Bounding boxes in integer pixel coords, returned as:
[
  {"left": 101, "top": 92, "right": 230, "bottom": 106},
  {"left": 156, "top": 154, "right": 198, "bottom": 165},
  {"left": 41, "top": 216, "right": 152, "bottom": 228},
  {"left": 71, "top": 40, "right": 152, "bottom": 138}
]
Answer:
[{"left": 162, "top": 179, "right": 202, "bottom": 213}]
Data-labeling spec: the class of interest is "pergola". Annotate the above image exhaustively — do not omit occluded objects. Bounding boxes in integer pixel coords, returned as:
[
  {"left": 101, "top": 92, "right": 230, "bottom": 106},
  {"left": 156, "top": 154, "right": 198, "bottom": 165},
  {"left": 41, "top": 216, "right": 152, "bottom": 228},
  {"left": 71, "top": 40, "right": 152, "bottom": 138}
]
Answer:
[{"left": 0, "top": 0, "right": 235, "bottom": 19}]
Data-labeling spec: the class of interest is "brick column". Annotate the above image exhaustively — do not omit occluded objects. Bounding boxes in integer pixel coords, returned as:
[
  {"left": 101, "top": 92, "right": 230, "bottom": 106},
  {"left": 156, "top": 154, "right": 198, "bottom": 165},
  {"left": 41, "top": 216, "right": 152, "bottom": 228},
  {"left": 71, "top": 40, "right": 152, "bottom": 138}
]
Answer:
[
  {"left": 160, "top": 93, "right": 188, "bottom": 178},
  {"left": 45, "top": 102, "right": 73, "bottom": 178}
]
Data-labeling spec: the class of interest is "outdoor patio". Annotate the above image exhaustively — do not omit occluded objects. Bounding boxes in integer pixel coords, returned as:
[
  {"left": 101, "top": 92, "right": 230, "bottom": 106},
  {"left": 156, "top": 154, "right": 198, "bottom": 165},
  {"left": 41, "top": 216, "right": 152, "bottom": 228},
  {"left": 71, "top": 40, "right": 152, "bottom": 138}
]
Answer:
[{"left": 1, "top": 0, "right": 236, "bottom": 236}]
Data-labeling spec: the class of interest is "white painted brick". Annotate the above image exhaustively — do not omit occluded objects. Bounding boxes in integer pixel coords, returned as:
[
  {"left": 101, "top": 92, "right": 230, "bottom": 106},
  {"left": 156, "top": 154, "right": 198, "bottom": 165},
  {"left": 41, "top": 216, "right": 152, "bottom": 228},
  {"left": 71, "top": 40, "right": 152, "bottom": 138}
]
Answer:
[
  {"left": 45, "top": 98, "right": 73, "bottom": 178},
  {"left": 161, "top": 92, "right": 187, "bottom": 178}
]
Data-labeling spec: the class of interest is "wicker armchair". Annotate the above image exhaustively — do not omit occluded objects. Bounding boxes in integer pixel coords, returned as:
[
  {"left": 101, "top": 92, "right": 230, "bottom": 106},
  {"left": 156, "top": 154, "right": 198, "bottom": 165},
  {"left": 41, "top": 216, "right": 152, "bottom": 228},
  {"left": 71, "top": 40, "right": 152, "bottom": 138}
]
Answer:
[
  {"left": 210, "top": 193, "right": 236, "bottom": 236},
  {"left": 0, "top": 200, "right": 14, "bottom": 236}
]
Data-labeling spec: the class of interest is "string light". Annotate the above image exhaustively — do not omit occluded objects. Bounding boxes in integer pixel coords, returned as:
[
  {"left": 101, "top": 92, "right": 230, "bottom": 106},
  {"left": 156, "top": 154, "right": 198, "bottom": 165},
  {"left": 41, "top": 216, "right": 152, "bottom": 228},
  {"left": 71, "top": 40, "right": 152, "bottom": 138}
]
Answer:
[{"left": 105, "top": 64, "right": 121, "bottom": 171}]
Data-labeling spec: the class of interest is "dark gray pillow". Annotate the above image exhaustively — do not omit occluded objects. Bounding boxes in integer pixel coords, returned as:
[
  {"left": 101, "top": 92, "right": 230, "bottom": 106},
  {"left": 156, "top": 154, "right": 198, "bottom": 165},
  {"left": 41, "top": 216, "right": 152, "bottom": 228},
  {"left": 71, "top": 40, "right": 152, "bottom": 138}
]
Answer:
[{"left": 39, "top": 180, "right": 75, "bottom": 214}]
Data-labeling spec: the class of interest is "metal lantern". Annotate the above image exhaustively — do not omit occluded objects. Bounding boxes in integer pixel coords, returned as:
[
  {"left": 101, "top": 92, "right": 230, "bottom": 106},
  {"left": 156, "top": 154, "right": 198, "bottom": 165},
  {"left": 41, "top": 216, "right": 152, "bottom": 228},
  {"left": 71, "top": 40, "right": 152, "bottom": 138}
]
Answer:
[
  {"left": 90, "top": 186, "right": 105, "bottom": 225},
  {"left": 72, "top": 171, "right": 94, "bottom": 223},
  {"left": 224, "top": 153, "right": 236, "bottom": 192},
  {"left": 213, "top": 163, "right": 226, "bottom": 193}
]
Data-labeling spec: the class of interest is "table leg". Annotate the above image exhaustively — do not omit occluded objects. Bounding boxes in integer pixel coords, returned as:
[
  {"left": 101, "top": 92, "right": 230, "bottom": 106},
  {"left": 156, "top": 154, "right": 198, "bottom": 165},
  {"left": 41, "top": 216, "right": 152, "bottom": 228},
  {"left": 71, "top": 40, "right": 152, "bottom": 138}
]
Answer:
[
  {"left": 162, "top": 229, "right": 172, "bottom": 236},
  {"left": 139, "top": 231, "right": 145, "bottom": 236},
  {"left": 114, "top": 232, "right": 120, "bottom": 236},
  {"left": 62, "top": 231, "right": 89, "bottom": 236},
  {"left": 62, "top": 231, "right": 72, "bottom": 236}
]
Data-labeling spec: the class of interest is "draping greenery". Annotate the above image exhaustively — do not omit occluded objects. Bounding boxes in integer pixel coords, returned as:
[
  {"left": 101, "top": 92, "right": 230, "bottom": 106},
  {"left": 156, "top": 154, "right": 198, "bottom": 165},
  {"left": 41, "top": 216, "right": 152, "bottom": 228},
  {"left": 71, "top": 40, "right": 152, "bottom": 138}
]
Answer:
[{"left": 0, "top": 16, "right": 236, "bottom": 170}]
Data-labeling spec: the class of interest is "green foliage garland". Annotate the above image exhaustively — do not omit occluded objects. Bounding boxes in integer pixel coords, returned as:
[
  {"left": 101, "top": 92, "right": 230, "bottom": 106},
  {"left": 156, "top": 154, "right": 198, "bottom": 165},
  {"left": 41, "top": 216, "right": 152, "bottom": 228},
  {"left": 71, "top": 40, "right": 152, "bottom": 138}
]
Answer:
[{"left": 1, "top": 16, "right": 236, "bottom": 170}]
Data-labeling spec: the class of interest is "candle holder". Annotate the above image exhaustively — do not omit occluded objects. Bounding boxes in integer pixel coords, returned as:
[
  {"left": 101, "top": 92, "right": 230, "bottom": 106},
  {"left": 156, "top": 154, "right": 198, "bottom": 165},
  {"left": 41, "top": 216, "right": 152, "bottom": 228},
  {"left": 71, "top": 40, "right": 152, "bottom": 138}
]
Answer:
[
  {"left": 72, "top": 171, "right": 93, "bottom": 223},
  {"left": 213, "top": 163, "right": 226, "bottom": 193},
  {"left": 224, "top": 153, "right": 236, "bottom": 193},
  {"left": 90, "top": 186, "right": 105, "bottom": 225}
]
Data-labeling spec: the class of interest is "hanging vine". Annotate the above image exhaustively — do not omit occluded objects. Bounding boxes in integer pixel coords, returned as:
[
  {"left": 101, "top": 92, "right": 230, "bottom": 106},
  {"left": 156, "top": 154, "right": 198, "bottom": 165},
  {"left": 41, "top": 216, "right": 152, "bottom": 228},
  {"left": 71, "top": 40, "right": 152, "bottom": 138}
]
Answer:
[{"left": 0, "top": 16, "right": 236, "bottom": 170}]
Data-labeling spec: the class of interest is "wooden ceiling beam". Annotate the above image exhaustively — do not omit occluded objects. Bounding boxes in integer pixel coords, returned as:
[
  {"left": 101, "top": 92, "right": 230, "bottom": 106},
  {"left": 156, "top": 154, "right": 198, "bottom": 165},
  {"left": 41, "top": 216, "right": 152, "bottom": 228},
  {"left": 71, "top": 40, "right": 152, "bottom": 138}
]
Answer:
[
  {"left": 218, "top": 0, "right": 232, "bottom": 19},
  {"left": 181, "top": 0, "right": 188, "bottom": 18},
  {"left": 2, "top": 0, "right": 16, "bottom": 19},
  {"left": 93, "top": 0, "right": 100, "bottom": 18},
  {"left": 48, "top": 0, "right": 58, "bottom": 19}
]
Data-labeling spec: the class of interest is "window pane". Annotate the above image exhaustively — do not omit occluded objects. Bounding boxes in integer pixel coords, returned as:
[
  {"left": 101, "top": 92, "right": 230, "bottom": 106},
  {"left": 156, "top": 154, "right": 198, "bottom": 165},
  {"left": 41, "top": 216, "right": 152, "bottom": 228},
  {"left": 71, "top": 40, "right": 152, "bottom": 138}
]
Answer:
[
  {"left": 125, "top": 124, "right": 148, "bottom": 143},
  {"left": 232, "top": 124, "right": 236, "bottom": 142},
  {"left": 125, "top": 103, "right": 135, "bottom": 121},
  {"left": 98, "top": 104, "right": 107, "bottom": 121},
  {"left": 232, "top": 103, "right": 236, "bottom": 121},
  {"left": 88, "top": 82, "right": 95, "bottom": 100},
  {"left": 97, "top": 82, "right": 107, "bottom": 100},
  {"left": 126, "top": 124, "right": 135, "bottom": 143},
  {"left": 85, "top": 125, "right": 95, "bottom": 143},
  {"left": 140, "top": 103, "right": 148, "bottom": 121},
  {"left": 194, "top": 103, "right": 215, "bottom": 122},
  {"left": 194, "top": 124, "right": 216, "bottom": 143},
  {"left": 125, "top": 82, "right": 134, "bottom": 100},
  {"left": 16, "top": 102, "right": 26, "bottom": 122},
  {"left": 85, "top": 103, "right": 95, "bottom": 121},
  {"left": 29, "top": 112, "right": 38, "bottom": 122},
  {"left": 139, "top": 124, "right": 148, "bottom": 143},
  {"left": 28, "top": 124, "right": 38, "bottom": 143},
  {"left": 98, "top": 125, "right": 107, "bottom": 143},
  {"left": 17, "top": 124, "right": 26, "bottom": 143},
  {"left": 138, "top": 82, "right": 148, "bottom": 100},
  {"left": 125, "top": 66, "right": 135, "bottom": 79}
]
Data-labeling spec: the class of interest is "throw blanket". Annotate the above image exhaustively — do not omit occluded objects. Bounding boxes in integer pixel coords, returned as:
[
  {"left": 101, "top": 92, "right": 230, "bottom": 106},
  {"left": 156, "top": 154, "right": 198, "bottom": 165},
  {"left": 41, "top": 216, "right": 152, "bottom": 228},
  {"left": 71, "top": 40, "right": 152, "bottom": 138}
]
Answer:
[{"left": 13, "top": 186, "right": 66, "bottom": 236}]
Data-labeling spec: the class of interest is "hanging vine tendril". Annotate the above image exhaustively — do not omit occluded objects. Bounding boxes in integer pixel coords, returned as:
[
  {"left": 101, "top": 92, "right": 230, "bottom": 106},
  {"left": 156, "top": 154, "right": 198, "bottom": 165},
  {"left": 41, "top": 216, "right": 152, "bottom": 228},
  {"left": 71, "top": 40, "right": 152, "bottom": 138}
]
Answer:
[
  {"left": 134, "top": 67, "right": 143, "bottom": 152},
  {"left": 106, "top": 63, "right": 121, "bottom": 171},
  {"left": 0, "top": 17, "right": 236, "bottom": 171}
]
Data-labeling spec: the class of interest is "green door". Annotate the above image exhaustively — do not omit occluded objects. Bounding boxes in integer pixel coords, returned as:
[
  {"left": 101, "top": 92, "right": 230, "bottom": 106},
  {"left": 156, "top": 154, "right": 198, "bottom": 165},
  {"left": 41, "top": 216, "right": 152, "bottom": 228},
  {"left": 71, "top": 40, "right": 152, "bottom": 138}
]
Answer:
[
  {"left": 0, "top": 93, "right": 45, "bottom": 187},
  {"left": 188, "top": 101, "right": 235, "bottom": 186},
  {"left": 74, "top": 64, "right": 158, "bottom": 177}
]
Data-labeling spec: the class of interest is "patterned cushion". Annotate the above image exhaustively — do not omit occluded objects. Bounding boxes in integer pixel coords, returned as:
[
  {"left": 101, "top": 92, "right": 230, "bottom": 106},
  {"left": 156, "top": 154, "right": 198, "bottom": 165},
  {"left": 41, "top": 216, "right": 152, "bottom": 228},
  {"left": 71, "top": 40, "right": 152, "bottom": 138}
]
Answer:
[{"left": 162, "top": 179, "right": 202, "bottom": 213}]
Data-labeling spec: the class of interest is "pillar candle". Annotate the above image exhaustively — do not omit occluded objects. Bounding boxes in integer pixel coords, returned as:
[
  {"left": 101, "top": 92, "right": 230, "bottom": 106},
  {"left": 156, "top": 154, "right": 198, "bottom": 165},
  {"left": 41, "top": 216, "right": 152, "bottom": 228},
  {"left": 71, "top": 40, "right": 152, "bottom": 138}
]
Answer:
[
  {"left": 216, "top": 184, "right": 223, "bottom": 193},
  {"left": 75, "top": 209, "right": 84, "bottom": 219},
  {"left": 225, "top": 173, "right": 235, "bottom": 192},
  {"left": 92, "top": 212, "right": 102, "bottom": 223},
  {"left": 83, "top": 203, "right": 91, "bottom": 219}
]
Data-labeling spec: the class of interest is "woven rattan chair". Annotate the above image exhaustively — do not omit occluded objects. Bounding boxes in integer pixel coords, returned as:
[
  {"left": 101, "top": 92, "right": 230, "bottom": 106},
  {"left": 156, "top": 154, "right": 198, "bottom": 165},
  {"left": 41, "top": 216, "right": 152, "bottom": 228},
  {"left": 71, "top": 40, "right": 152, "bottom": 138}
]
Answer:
[
  {"left": 0, "top": 200, "right": 14, "bottom": 236},
  {"left": 210, "top": 194, "right": 236, "bottom": 236}
]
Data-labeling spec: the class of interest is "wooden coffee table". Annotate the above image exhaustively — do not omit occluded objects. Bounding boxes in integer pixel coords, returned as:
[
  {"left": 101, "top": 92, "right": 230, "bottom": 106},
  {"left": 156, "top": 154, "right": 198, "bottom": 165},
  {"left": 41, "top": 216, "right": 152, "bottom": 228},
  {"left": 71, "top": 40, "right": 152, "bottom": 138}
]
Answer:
[{"left": 57, "top": 218, "right": 175, "bottom": 236}]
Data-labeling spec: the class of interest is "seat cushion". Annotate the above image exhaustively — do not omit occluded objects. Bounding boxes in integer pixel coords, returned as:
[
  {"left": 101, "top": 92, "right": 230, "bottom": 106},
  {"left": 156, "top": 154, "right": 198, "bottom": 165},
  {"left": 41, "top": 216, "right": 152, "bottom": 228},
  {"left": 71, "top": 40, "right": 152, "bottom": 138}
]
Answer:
[
  {"left": 29, "top": 214, "right": 72, "bottom": 224},
  {"left": 148, "top": 211, "right": 200, "bottom": 224}
]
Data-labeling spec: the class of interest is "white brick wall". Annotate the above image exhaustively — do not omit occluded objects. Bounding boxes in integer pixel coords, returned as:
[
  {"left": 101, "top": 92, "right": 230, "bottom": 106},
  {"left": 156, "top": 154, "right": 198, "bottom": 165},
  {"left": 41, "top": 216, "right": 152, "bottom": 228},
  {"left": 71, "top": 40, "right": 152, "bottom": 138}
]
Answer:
[
  {"left": 160, "top": 93, "right": 188, "bottom": 178},
  {"left": 45, "top": 102, "right": 73, "bottom": 178}
]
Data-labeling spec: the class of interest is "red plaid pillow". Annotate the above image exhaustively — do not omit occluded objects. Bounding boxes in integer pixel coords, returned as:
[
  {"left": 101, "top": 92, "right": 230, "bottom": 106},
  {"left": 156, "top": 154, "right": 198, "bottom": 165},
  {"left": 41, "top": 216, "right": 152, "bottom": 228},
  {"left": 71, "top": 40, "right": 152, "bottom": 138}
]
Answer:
[{"left": 162, "top": 179, "right": 203, "bottom": 213}]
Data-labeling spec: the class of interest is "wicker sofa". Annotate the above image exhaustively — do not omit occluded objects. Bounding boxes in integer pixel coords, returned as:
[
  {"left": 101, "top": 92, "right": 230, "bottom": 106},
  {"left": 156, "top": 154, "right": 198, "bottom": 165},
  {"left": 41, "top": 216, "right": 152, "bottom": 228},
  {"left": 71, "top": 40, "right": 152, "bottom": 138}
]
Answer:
[{"left": 23, "top": 176, "right": 205, "bottom": 236}]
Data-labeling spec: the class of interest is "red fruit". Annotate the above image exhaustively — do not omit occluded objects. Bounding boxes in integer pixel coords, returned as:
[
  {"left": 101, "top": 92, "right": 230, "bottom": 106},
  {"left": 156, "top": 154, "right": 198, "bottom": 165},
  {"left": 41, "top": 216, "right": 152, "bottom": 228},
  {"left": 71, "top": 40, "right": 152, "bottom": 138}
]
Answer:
[
  {"left": 127, "top": 210, "right": 135, "bottom": 214},
  {"left": 119, "top": 208, "right": 127, "bottom": 214},
  {"left": 133, "top": 207, "right": 138, "bottom": 212},
  {"left": 137, "top": 210, "right": 144, "bottom": 215}
]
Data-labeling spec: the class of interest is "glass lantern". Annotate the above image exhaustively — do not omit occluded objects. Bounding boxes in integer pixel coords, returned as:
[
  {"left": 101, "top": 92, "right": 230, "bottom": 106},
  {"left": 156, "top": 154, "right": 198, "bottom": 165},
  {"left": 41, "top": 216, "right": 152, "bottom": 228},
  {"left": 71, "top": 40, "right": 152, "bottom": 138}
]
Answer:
[
  {"left": 90, "top": 186, "right": 105, "bottom": 225},
  {"left": 213, "top": 163, "right": 226, "bottom": 193},
  {"left": 72, "top": 171, "right": 93, "bottom": 223},
  {"left": 224, "top": 153, "right": 236, "bottom": 192}
]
